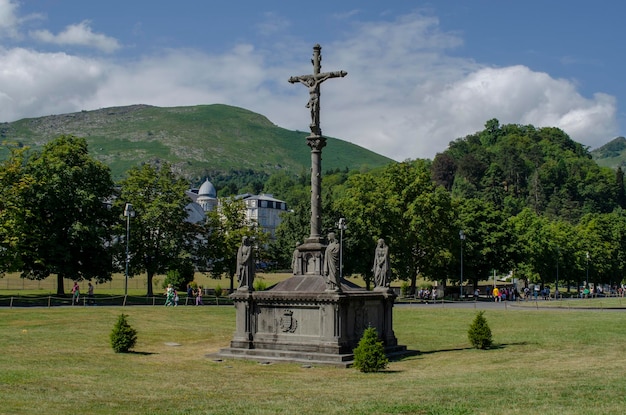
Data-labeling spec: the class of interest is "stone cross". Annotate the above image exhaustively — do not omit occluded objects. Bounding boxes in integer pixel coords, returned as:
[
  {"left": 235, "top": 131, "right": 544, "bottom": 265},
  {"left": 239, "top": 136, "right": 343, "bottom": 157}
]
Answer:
[
  {"left": 288, "top": 44, "right": 347, "bottom": 246},
  {"left": 288, "top": 44, "right": 347, "bottom": 137}
]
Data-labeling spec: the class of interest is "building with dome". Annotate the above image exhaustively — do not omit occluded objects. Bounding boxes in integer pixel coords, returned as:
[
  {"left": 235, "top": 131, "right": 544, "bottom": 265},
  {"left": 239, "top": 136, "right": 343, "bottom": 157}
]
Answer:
[
  {"left": 195, "top": 178, "right": 218, "bottom": 212},
  {"left": 186, "top": 178, "right": 287, "bottom": 240}
]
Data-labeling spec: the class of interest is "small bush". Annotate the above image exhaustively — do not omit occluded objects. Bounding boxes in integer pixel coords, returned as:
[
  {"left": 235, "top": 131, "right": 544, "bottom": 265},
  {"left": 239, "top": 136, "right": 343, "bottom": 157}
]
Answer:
[
  {"left": 162, "top": 261, "right": 195, "bottom": 291},
  {"left": 353, "top": 327, "right": 389, "bottom": 372},
  {"left": 214, "top": 284, "right": 223, "bottom": 297},
  {"left": 110, "top": 313, "right": 138, "bottom": 353},
  {"left": 400, "top": 281, "right": 410, "bottom": 297},
  {"left": 254, "top": 279, "right": 267, "bottom": 291},
  {"left": 468, "top": 311, "right": 492, "bottom": 349}
]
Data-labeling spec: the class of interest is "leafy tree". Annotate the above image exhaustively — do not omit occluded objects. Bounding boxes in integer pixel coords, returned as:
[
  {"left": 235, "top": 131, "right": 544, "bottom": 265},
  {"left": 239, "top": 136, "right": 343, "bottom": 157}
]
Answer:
[
  {"left": 163, "top": 261, "right": 195, "bottom": 291},
  {"left": 456, "top": 198, "right": 517, "bottom": 290},
  {"left": 333, "top": 170, "right": 388, "bottom": 288},
  {"left": 115, "top": 163, "right": 195, "bottom": 296},
  {"left": 384, "top": 160, "right": 454, "bottom": 294},
  {"left": 576, "top": 212, "right": 623, "bottom": 287},
  {"left": 203, "top": 197, "right": 267, "bottom": 292},
  {"left": 268, "top": 181, "right": 311, "bottom": 270},
  {"left": 509, "top": 208, "right": 554, "bottom": 286},
  {"left": 431, "top": 152, "right": 457, "bottom": 191},
  {"left": 616, "top": 167, "right": 626, "bottom": 209},
  {"left": 0, "top": 136, "right": 115, "bottom": 294},
  {"left": 334, "top": 160, "right": 453, "bottom": 293}
]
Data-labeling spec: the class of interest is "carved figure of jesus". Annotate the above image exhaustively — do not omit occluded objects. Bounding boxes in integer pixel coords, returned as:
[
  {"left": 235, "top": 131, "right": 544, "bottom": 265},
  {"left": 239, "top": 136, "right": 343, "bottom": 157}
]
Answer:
[
  {"left": 290, "top": 73, "right": 337, "bottom": 130},
  {"left": 288, "top": 44, "right": 347, "bottom": 136}
]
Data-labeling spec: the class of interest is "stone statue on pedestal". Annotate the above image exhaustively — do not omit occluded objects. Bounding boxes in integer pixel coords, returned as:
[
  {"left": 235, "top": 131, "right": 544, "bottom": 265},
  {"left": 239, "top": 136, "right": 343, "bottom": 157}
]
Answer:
[
  {"left": 372, "top": 238, "right": 391, "bottom": 290},
  {"left": 236, "top": 236, "right": 254, "bottom": 291},
  {"left": 324, "top": 232, "right": 341, "bottom": 291}
]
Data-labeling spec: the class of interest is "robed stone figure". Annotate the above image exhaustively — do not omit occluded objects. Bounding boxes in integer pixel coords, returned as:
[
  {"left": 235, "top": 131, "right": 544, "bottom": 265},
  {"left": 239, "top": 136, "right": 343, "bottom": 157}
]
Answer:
[
  {"left": 237, "top": 236, "right": 255, "bottom": 291},
  {"left": 323, "top": 232, "right": 341, "bottom": 291},
  {"left": 372, "top": 238, "right": 391, "bottom": 289}
]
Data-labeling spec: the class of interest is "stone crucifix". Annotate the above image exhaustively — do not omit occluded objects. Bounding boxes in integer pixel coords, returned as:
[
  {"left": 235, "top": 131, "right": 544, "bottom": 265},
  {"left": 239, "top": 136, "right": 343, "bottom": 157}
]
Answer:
[
  {"left": 288, "top": 44, "right": 347, "bottom": 137},
  {"left": 288, "top": 44, "right": 347, "bottom": 246}
]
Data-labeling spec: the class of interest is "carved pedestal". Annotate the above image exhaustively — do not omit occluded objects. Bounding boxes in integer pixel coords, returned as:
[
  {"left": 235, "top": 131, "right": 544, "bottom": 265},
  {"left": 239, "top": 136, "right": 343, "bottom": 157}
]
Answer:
[{"left": 218, "top": 275, "right": 406, "bottom": 367}]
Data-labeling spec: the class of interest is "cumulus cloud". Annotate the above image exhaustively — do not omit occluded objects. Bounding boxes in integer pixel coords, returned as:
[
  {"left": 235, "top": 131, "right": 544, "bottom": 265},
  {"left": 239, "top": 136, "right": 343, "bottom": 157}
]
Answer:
[
  {"left": 260, "top": 13, "right": 618, "bottom": 160},
  {"left": 30, "top": 20, "right": 120, "bottom": 53},
  {"left": 0, "top": 8, "right": 619, "bottom": 161},
  {"left": 0, "top": 0, "right": 21, "bottom": 38},
  {"left": 0, "top": 48, "right": 106, "bottom": 120}
]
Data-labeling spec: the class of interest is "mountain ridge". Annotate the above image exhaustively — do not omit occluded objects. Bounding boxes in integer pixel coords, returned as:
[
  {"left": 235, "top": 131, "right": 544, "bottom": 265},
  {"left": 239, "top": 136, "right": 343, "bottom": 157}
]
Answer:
[
  {"left": 591, "top": 136, "right": 626, "bottom": 168},
  {"left": 0, "top": 104, "right": 393, "bottom": 182}
]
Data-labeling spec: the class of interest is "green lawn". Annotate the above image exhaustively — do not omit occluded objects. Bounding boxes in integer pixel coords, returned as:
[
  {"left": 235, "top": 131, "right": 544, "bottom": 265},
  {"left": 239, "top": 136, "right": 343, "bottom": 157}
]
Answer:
[{"left": 1, "top": 305, "right": 625, "bottom": 414}]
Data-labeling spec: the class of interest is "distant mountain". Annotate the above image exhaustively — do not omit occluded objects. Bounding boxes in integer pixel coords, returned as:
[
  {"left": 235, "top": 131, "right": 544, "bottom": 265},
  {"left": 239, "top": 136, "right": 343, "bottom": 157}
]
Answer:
[
  {"left": 0, "top": 104, "right": 393, "bottom": 182},
  {"left": 591, "top": 136, "right": 626, "bottom": 169}
]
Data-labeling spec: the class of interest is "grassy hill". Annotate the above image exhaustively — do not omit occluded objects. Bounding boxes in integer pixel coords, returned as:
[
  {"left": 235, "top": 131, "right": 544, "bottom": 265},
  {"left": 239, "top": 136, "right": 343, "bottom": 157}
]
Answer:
[
  {"left": 0, "top": 104, "right": 393, "bottom": 182},
  {"left": 591, "top": 136, "right": 626, "bottom": 169}
]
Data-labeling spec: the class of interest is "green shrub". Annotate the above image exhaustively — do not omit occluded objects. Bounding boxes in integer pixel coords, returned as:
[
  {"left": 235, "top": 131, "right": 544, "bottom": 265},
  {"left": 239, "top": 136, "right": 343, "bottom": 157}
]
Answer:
[
  {"left": 400, "top": 281, "right": 409, "bottom": 297},
  {"left": 214, "top": 284, "right": 223, "bottom": 297},
  {"left": 353, "top": 327, "right": 389, "bottom": 373},
  {"left": 162, "top": 260, "right": 195, "bottom": 290},
  {"left": 110, "top": 313, "right": 138, "bottom": 353},
  {"left": 254, "top": 279, "right": 267, "bottom": 291},
  {"left": 468, "top": 311, "right": 493, "bottom": 349}
]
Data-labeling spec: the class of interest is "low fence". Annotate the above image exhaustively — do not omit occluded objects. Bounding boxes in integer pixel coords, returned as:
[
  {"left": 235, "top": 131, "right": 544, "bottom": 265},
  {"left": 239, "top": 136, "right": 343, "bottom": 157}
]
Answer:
[{"left": 0, "top": 294, "right": 234, "bottom": 308}]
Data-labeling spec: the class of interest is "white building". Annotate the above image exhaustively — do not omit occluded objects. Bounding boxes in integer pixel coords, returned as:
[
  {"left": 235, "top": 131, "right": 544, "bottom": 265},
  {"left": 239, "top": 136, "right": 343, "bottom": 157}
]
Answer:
[
  {"left": 236, "top": 193, "right": 288, "bottom": 239},
  {"left": 186, "top": 179, "right": 287, "bottom": 239}
]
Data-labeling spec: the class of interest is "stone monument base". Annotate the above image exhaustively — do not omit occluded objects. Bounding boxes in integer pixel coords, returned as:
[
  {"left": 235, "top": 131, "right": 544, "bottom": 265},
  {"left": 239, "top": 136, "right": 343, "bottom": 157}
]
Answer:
[{"left": 216, "top": 275, "right": 412, "bottom": 367}]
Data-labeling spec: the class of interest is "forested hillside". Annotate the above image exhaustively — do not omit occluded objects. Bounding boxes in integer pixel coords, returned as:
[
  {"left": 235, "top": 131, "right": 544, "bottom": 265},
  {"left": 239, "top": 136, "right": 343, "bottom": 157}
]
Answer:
[
  {"left": 431, "top": 119, "right": 623, "bottom": 222},
  {"left": 268, "top": 119, "right": 626, "bottom": 295}
]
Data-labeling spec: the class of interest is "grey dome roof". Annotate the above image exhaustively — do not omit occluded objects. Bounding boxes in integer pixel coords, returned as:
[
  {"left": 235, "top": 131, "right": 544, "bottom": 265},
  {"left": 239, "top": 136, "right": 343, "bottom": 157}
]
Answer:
[{"left": 198, "top": 178, "right": 217, "bottom": 198}]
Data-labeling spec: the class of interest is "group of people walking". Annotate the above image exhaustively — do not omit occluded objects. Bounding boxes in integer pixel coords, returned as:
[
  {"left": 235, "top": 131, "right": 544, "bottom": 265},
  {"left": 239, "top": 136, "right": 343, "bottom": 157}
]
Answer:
[
  {"left": 491, "top": 286, "right": 519, "bottom": 302},
  {"left": 70, "top": 281, "right": 95, "bottom": 305},
  {"left": 164, "top": 283, "right": 204, "bottom": 306}
]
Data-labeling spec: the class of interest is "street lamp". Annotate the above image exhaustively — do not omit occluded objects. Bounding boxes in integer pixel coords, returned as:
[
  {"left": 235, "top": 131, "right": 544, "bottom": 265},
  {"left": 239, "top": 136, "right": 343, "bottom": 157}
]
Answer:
[
  {"left": 337, "top": 218, "right": 347, "bottom": 280},
  {"left": 123, "top": 203, "right": 135, "bottom": 297},
  {"left": 459, "top": 230, "right": 465, "bottom": 300},
  {"left": 585, "top": 251, "right": 590, "bottom": 288},
  {"left": 556, "top": 246, "right": 560, "bottom": 296}
]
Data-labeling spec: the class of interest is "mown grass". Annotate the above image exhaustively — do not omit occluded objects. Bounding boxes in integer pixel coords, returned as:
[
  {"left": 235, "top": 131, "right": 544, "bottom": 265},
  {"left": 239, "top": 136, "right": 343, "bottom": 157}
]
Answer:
[
  {"left": 1, "top": 305, "right": 626, "bottom": 414},
  {"left": 0, "top": 271, "right": 294, "bottom": 295}
]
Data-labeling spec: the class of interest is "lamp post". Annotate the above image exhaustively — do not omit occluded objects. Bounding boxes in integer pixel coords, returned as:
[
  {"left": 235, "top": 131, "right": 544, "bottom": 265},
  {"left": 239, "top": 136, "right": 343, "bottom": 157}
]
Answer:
[
  {"left": 459, "top": 230, "right": 465, "bottom": 300},
  {"left": 123, "top": 203, "right": 135, "bottom": 297},
  {"left": 337, "top": 218, "right": 347, "bottom": 280},
  {"left": 556, "top": 246, "right": 560, "bottom": 295},
  {"left": 585, "top": 251, "right": 589, "bottom": 288}
]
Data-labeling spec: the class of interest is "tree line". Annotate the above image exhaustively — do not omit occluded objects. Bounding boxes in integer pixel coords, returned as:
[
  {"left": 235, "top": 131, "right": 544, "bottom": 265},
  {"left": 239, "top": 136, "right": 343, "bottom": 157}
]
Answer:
[
  {"left": 2, "top": 119, "right": 625, "bottom": 297},
  {"left": 267, "top": 120, "right": 626, "bottom": 294},
  {"left": 0, "top": 135, "right": 266, "bottom": 295}
]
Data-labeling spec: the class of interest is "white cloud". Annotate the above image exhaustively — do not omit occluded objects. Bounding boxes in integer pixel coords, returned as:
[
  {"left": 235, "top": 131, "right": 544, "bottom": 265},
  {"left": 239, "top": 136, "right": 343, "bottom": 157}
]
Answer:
[
  {"left": 0, "top": 48, "right": 106, "bottom": 121},
  {"left": 0, "top": 0, "right": 21, "bottom": 38},
  {"left": 257, "top": 13, "right": 618, "bottom": 160},
  {"left": 0, "top": 9, "right": 619, "bottom": 161},
  {"left": 30, "top": 20, "right": 120, "bottom": 53}
]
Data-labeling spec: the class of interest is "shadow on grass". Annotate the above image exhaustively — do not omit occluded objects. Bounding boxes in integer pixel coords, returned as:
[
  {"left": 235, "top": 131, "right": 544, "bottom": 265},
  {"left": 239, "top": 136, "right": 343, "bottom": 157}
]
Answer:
[
  {"left": 401, "top": 341, "right": 532, "bottom": 357},
  {"left": 124, "top": 350, "right": 157, "bottom": 356}
]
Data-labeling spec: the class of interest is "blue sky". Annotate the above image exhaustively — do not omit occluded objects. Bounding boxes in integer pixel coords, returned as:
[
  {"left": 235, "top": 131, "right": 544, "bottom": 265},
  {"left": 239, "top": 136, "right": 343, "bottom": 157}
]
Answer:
[{"left": 0, "top": 0, "right": 623, "bottom": 161}]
